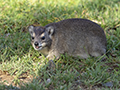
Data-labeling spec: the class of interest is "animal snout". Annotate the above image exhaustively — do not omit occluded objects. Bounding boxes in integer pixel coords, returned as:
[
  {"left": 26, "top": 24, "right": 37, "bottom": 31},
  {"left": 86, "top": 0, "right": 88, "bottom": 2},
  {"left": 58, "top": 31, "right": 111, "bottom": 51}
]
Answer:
[{"left": 34, "top": 42, "right": 39, "bottom": 46}]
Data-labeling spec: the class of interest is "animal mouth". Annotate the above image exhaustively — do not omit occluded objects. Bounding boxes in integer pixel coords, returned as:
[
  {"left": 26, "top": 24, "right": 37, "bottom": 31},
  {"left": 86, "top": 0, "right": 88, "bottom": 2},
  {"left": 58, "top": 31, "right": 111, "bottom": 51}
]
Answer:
[
  {"left": 33, "top": 45, "right": 42, "bottom": 50},
  {"left": 35, "top": 46, "right": 39, "bottom": 49},
  {"left": 35, "top": 46, "right": 42, "bottom": 49},
  {"left": 32, "top": 43, "right": 43, "bottom": 50}
]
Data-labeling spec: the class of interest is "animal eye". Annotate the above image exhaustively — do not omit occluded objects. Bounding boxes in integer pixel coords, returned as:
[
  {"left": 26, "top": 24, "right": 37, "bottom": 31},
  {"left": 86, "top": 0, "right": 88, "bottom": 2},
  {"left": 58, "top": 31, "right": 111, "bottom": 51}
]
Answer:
[
  {"left": 41, "top": 36, "right": 45, "bottom": 40},
  {"left": 31, "top": 37, "right": 34, "bottom": 40}
]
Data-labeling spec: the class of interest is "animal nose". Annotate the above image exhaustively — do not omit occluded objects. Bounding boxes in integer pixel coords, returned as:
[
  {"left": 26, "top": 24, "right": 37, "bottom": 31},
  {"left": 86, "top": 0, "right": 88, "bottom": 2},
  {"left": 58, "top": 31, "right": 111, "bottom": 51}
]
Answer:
[{"left": 34, "top": 42, "right": 39, "bottom": 46}]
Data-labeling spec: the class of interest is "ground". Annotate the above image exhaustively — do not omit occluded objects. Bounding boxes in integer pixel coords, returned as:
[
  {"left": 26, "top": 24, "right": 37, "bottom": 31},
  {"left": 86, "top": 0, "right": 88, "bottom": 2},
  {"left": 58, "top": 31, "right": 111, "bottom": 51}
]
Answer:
[{"left": 0, "top": 0, "right": 120, "bottom": 90}]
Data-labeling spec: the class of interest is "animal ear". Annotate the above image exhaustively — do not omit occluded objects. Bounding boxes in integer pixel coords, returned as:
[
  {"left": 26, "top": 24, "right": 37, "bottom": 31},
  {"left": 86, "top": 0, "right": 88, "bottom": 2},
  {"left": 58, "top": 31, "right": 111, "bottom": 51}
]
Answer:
[
  {"left": 46, "top": 26, "right": 54, "bottom": 37},
  {"left": 28, "top": 25, "right": 35, "bottom": 36}
]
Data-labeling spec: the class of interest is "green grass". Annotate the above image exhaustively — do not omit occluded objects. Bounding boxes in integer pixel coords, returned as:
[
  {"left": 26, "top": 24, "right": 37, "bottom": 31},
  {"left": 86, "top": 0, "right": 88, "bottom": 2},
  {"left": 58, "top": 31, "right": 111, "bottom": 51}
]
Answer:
[{"left": 0, "top": 0, "right": 120, "bottom": 89}]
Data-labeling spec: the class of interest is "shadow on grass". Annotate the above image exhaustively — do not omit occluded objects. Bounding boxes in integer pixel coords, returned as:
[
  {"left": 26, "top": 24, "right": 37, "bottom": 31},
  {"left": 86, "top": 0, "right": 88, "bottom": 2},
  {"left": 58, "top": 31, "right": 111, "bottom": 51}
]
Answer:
[{"left": 0, "top": 0, "right": 120, "bottom": 89}]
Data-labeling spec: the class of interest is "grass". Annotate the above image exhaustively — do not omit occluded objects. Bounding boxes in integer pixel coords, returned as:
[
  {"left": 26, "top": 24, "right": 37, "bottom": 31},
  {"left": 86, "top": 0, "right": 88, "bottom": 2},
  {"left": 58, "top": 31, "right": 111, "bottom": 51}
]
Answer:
[{"left": 0, "top": 0, "right": 120, "bottom": 89}]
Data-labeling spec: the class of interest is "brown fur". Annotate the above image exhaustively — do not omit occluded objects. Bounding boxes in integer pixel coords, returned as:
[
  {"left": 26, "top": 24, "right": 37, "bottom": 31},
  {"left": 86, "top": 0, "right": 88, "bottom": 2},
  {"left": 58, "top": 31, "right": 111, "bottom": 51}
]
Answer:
[{"left": 28, "top": 18, "right": 107, "bottom": 60}]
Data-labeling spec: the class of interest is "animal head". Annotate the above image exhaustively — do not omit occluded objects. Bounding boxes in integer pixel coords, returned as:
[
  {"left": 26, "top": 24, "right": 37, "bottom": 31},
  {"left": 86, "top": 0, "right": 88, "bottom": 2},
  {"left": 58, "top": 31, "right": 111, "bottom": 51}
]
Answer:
[{"left": 28, "top": 25, "right": 54, "bottom": 50}]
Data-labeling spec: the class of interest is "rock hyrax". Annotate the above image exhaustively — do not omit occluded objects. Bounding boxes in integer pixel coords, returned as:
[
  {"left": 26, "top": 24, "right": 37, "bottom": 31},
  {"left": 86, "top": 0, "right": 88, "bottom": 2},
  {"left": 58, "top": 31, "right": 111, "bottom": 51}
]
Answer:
[{"left": 28, "top": 18, "right": 107, "bottom": 60}]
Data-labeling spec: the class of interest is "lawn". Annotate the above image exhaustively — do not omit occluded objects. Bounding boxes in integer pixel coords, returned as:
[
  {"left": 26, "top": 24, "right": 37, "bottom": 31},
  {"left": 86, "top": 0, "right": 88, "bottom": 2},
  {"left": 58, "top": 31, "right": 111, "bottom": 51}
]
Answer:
[{"left": 0, "top": 0, "right": 120, "bottom": 90}]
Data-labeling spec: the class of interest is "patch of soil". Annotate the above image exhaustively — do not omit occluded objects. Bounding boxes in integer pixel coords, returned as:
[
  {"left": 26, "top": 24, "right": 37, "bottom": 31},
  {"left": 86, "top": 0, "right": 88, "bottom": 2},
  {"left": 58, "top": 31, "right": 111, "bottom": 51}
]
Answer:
[{"left": 0, "top": 70, "right": 33, "bottom": 87}]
